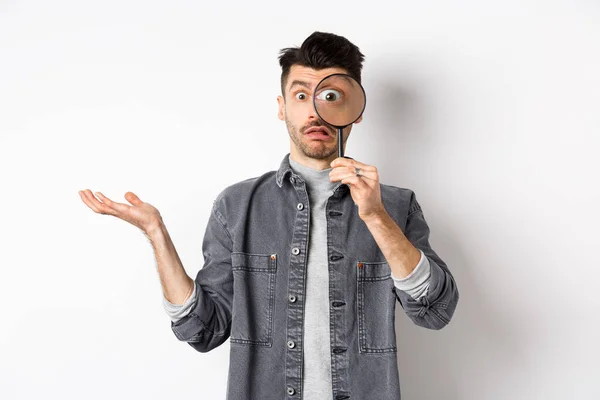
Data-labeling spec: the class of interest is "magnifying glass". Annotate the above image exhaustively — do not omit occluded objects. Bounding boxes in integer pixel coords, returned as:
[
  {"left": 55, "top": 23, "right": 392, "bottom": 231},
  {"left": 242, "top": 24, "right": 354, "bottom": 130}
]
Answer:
[{"left": 313, "top": 73, "right": 366, "bottom": 158}]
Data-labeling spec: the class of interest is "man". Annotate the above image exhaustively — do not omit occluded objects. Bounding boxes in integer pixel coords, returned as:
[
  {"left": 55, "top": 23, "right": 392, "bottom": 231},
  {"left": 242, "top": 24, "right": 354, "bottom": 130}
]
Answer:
[{"left": 78, "top": 31, "right": 458, "bottom": 400}]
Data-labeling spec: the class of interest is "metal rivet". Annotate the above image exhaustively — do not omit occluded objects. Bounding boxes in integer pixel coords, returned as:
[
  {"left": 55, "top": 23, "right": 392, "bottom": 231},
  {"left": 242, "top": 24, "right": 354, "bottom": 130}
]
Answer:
[
  {"left": 287, "top": 340, "right": 295, "bottom": 348},
  {"left": 358, "top": 262, "right": 364, "bottom": 268},
  {"left": 292, "top": 247, "right": 300, "bottom": 255},
  {"left": 287, "top": 387, "right": 295, "bottom": 395},
  {"left": 289, "top": 295, "right": 296, "bottom": 303},
  {"left": 296, "top": 203, "right": 304, "bottom": 210},
  {"left": 270, "top": 254, "right": 276, "bottom": 260}
]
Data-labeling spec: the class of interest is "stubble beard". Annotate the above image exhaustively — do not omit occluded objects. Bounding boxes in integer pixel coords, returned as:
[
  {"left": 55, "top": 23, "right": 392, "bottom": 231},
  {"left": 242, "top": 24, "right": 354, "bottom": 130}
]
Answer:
[{"left": 285, "top": 114, "right": 345, "bottom": 161}]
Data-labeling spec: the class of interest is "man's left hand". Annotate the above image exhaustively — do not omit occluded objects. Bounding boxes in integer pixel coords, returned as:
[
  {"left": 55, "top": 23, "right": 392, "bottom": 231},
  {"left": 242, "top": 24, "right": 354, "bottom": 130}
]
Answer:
[{"left": 329, "top": 157, "right": 387, "bottom": 222}]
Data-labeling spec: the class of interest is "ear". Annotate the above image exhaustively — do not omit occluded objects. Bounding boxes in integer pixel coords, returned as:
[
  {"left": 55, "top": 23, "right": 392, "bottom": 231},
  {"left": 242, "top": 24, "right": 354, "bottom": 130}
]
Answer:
[{"left": 277, "top": 95, "right": 285, "bottom": 121}]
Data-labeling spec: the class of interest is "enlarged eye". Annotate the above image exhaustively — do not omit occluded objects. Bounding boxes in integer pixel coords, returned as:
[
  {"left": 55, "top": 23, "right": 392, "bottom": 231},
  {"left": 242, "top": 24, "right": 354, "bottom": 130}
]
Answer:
[
  {"left": 316, "top": 89, "right": 341, "bottom": 102},
  {"left": 295, "top": 92, "right": 307, "bottom": 100}
]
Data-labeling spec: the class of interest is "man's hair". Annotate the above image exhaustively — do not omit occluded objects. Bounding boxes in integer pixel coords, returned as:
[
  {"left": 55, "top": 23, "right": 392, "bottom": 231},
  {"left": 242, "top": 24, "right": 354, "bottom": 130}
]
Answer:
[{"left": 278, "top": 31, "right": 365, "bottom": 96}]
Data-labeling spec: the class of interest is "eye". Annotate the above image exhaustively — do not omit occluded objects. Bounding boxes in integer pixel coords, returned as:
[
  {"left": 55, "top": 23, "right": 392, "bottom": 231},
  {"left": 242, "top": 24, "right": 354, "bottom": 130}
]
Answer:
[
  {"left": 295, "top": 92, "right": 307, "bottom": 100},
  {"left": 316, "top": 89, "right": 342, "bottom": 102}
]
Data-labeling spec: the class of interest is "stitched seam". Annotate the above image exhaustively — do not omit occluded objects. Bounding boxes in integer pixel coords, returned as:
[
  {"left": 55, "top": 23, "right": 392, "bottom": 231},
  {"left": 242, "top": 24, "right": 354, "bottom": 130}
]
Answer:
[
  {"left": 408, "top": 193, "right": 422, "bottom": 215},
  {"left": 230, "top": 338, "right": 271, "bottom": 346},
  {"left": 212, "top": 205, "right": 233, "bottom": 244},
  {"left": 430, "top": 308, "right": 450, "bottom": 325},
  {"left": 189, "top": 312, "right": 227, "bottom": 337},
  {"left": 230, "top": 252, "right": 275, "bottom": 346},
  {"left": 407, "top": 209, "right": 423, "bottom": 219}
]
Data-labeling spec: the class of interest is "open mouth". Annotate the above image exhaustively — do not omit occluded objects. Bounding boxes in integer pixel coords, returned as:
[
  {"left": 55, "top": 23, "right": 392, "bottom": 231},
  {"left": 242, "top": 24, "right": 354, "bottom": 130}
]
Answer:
[{"left": 304, "top": 126, "right": 332, "bottom": 139}]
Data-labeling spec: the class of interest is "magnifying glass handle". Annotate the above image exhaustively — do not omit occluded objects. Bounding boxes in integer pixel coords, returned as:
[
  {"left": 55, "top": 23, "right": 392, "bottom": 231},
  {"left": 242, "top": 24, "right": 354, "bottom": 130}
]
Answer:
[{"left": 338, "top": 127, "right": 343, "bottom": 158}]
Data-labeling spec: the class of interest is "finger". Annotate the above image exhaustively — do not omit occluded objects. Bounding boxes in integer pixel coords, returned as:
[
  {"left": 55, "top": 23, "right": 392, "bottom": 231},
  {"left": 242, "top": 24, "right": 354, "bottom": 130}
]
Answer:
[
  {"left": 331, "top": 157, "right": 377, "bottom": 172},
  {"left": 346, "top": 167, "right": 375, "bottom": 180},
  {"left": 350, "top": 173, "right": 377, "bottom": 190},
  {"left": 124, "top": 191, "right": 143, "bottom": 206},
  {"left": 340, "top": 174, "right": 371, "bottom": 191},
  {"left": 95, "top": 191, "right": 131, "bottom": 214},
  {"left": 330, "top": 170, "right": 377, "bottom": 188},
  {"left": 79, "top": 189, "right": 115, "bottom": 215},
  {"left": 79, "top": 190, "right": 101, "bottom": 213}
]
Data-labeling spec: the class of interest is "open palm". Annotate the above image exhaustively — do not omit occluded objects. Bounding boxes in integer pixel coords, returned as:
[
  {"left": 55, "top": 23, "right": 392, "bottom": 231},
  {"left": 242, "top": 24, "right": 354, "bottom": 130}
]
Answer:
[{"left": 78, "top": 189, "right": 162, "bottom": 235}]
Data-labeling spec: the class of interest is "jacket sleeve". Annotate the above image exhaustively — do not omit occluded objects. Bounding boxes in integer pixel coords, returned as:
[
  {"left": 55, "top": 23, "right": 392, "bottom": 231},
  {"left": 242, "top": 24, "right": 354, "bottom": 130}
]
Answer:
[
  {"left": 170, "top": 198, "right": 234, "bottom": 352},
  {"left": 393, "top": 191, "right": 459, "bottom": 330}
]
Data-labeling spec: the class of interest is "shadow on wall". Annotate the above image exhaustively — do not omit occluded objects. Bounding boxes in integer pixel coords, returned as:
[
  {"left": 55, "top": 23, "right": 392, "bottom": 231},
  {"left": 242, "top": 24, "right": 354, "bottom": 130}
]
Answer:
[{"left": 366, "top": 75, "right": 522, "bottom": 399}]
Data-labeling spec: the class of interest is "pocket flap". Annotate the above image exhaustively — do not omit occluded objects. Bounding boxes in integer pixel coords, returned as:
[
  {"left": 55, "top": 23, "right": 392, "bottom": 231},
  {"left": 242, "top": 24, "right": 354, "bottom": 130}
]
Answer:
[
  {"left": 231, "top": 252, "right": 277, "bottom": 272},
  {"left": 357, "top": 261, "right": 391, "bottom": 280}
]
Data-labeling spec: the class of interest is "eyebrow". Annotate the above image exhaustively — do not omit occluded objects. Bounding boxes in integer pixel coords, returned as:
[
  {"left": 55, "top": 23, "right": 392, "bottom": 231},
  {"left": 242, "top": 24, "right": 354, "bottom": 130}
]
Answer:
[{"left": 288, "top": 80, "right": 312, "bottom": 91}]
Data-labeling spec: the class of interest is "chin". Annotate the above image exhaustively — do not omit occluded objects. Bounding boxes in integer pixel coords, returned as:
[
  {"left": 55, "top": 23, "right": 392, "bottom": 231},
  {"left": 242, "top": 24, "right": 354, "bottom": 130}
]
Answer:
[{"left": 303, "top": 148, "right": 337, "bottom": 160}]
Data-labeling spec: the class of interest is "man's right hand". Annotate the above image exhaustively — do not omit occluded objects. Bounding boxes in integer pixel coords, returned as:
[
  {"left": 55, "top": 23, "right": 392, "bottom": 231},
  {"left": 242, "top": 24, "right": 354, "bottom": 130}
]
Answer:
[{"left": 78, "top": 189, "right": 162, "bottom": 238}]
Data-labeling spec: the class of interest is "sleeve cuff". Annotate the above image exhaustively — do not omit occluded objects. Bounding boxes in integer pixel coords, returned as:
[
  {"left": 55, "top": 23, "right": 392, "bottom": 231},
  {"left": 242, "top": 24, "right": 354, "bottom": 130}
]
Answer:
[
  {"left": 391, "top": 249, "right": 432, "bottom": 300},
  {"left": 162, "top": 281, "right": 198, "bottom": 323}
]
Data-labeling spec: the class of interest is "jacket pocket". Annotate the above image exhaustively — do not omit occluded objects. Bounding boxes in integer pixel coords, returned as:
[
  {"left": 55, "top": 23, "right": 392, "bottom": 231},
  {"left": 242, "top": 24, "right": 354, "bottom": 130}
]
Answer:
[
  {"left": 357, "top": 261, "right": 397, "bottom": 353},
  {"left": 230, "top": 252, "right": 277, "bottom": 346}
]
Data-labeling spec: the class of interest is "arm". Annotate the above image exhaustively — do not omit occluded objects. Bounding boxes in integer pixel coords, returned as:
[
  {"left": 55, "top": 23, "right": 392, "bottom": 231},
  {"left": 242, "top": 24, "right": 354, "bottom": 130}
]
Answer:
[
  {"left": 162, "top": 281, "right": 198, "bottom": 323},
  {"left": 160, "top": 200, "right": 234, "bottom": 352},
  {"left": 392, "top": 192, "right": 459, "bottom": 329},
  {"left": 362, "top": 191, "right": 458, "bottom": 329},
  {"left": 148, "top": 222, "right": 195, "bottom": 305},
  {"left": 391, "top": 248, "right": 432, "bottom": 300},
  {"left": 327, "top": 158, "right": 457, "bottom": 329},
  {"left": 77, "top": 189, "right": 231, "bottom": 342}
]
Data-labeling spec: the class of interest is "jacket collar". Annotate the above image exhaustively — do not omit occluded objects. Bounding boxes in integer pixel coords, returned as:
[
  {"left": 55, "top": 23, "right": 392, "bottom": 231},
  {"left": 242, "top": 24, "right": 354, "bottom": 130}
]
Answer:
[
  {"left": 275, "top": 153, "right": 295, "bottom": 188},
  {"left": 275, "top": 153, "right": 348, "bottom": 194}
]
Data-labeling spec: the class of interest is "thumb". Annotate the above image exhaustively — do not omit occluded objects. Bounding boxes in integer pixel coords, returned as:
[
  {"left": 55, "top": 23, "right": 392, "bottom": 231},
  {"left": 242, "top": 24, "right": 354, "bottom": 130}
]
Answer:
[{"left": 124, "top": 191, "right": 143, "bottom": 206}]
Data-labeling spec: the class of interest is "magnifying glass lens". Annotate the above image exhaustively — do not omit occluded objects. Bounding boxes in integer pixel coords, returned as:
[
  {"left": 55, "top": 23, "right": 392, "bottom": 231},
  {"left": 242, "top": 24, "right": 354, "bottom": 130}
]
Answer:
[{"left": 314, "top": 74, "right": 365, "bottom": 127}]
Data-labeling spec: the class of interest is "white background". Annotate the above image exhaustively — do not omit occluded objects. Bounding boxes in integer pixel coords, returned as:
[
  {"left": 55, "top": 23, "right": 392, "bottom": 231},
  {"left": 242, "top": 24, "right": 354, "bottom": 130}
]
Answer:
[{"left": 1, "top": 1, "right": 599, "bottom": 399}]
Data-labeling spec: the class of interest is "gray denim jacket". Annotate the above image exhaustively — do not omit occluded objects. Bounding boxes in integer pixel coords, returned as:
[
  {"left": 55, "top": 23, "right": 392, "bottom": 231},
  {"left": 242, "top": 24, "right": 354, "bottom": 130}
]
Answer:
[{"left": 170, "top": 153, "right": 459, "bottom": 400}]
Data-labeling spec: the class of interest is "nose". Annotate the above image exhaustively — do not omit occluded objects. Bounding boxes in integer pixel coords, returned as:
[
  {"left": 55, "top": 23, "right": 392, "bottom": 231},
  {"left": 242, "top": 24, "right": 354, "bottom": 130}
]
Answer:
[{"left": 307, "top": 103, "right": 318, "bottom": 120}]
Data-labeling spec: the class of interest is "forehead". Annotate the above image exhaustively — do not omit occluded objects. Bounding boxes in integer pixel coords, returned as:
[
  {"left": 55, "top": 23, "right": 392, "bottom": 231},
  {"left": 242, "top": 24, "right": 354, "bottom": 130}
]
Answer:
[{"left": 286, "top": 65, "right": 349, "bottom": 91}]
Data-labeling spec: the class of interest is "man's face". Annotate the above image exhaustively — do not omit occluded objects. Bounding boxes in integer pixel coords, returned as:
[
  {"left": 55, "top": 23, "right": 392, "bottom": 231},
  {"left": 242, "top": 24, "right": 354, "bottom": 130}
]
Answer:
[{"left": 277, "top": 65, "right": 362, "bottom": 161}]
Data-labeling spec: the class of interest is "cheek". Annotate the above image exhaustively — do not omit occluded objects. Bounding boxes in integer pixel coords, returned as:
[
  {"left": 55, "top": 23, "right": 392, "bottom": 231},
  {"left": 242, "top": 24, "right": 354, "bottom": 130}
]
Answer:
[
  {"left": 283, "top": 104, "right": 296, "bottom": 121},
  {"left": 287, "top": 101, "right": 311, "bottom": 120}
]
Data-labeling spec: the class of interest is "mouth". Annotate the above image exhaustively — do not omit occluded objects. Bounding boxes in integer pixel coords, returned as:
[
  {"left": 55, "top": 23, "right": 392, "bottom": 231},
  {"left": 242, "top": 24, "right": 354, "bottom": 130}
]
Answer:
[{"left": 304, "top": 126, "right": 333, "bottom": 139}]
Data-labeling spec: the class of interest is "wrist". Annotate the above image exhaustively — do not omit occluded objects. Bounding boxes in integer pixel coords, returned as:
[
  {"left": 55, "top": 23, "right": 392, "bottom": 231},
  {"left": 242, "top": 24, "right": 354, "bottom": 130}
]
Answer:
[
  {"left": 360, "top": 208, "right": 388, "bottom": 225},
  {"left": 146, "top": 219, "right": 167, "bottom": 242}
]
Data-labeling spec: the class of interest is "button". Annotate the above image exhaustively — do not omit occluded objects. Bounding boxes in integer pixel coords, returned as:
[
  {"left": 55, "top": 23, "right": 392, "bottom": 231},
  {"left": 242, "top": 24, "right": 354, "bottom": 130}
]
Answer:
[
  {"left": 291, "top": 247, "right": 300, "bottom": 255},
  {"left": 287, "top": 340, "right": 296, "bottom": 348},
  {"left": 296, "top": 203, "right": 304, "bottom": 210},
  {"left": 270, "top": 254, "right": 276, "bottom": 260},
  {"left": 287, "top": 387, "right": 296, "bottom": 395},
  {"left": 289, "top": 295, "right": 297, "bottom": 303}
]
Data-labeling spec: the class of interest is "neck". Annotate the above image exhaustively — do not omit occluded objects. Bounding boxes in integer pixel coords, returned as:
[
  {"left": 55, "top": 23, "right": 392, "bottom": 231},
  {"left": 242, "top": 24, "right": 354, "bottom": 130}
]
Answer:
[{"left": 288, "top": 154, "right": 338, "bottom": 193}]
